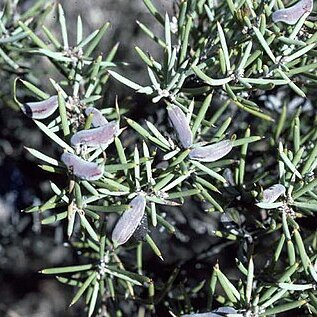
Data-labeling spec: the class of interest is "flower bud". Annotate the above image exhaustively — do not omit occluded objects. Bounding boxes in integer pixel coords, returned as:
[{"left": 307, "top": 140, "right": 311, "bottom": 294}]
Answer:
[
  {"left": 112, "top": 194, "right": 146, "bottom": 247},
  {"left": 167, "top": 105, "right": 193, "bottom": 149},
  {"left": 272, "top": 0, "right": 313, "bottom": 25},
  {"left": 85, "top": 107, "right": 108, "bottom": 127},
  {"left": 61, "top": 152, "right": 103, "bottom": 181},
  {"left": 262, "top": 184, "right": 286, "bottom": 203},
  {"left": 22, "top": 95, "right": 58, "bottom": 119},
  {"left": 71, "top": 121, "right": 119, "bottom": 148},
  {"left": 189, "top": 140, "right": 232, "bottom": 162}
]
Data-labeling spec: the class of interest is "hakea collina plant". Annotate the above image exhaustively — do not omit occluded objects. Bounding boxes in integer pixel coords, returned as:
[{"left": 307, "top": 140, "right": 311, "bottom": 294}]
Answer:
[{"left": 11, "top": 0, "right": 317, "bottom": 316}]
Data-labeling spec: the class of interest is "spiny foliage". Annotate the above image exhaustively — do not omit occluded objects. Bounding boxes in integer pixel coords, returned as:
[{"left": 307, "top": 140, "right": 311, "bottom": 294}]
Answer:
[{"left": 3, "top": 0, "right": 317, "bottom": 316}]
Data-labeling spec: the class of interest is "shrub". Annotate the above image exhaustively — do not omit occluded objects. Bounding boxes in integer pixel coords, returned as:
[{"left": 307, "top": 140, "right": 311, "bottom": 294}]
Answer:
[{"left": 2, "top": 0, "right": 317, "bottom": 316}]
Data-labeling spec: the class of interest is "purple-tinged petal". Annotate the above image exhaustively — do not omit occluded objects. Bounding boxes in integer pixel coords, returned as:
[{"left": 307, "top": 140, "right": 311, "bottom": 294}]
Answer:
[
  {"left": 22, "top": 95, "right": 58, "bottom": 119},
  {"left": 167, "top": 105, "right": 193, "bottom": 148},
  {"left": 71, "top": 121, "right": 119, "bottom": 148},
  {"left": 61, "top": 152, "right": 103, "bottom": 181},
  {"left": 85, "top": 107, "right": 108, "bottom": 127},
  {"left": 262, "top": 184, "right": 286, "bottom": 203},
  {"left": 272, "top": 0, "right": 313, "bottom": 25},
  {"left": 112, "top": 195, "right": 146, "bottom": 247},
  {"left": 189, "top": 140, "right": 232, "bottom": 162},
  {"left": 181, "top": 306, "right": 237, "bottom": 316}
]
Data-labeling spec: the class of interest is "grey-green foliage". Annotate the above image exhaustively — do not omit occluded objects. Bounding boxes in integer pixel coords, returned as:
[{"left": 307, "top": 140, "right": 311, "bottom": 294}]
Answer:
[
  {"left": 0, "top": 0, "right": 52, "bottom": 109},
  {"left": 7, "top": 0, "right": 317, "bottom": 316}
]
